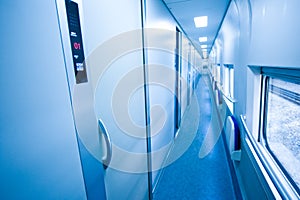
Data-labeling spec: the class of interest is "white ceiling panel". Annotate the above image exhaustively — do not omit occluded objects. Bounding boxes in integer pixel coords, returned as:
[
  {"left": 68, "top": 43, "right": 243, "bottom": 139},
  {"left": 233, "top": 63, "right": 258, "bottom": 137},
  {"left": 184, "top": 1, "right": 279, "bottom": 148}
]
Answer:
[{"left": 162, "top": 0, "right": 231, "bottom": 57}]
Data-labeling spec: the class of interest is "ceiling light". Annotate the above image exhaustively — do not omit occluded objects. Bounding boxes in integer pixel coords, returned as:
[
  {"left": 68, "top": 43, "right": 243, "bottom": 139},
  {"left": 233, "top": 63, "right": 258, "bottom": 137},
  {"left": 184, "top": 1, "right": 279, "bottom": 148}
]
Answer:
[
  {"left": 194, "top": 16, "right": 208, "bottom": 28},
  {"left": 199, "top": 37, "right": 207, "bottom": 42},
  {"left": 202, "top": 49, "right": 208, "bottom": 52},
  {"left": 201, "top": 45, "right": 207, "bottom": 48}
]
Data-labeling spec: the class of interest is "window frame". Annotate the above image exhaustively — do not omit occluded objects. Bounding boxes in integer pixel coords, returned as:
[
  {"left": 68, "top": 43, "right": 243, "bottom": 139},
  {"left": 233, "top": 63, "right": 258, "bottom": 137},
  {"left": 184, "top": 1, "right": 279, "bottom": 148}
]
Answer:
[
  {"left": 223, "top": 64, "right": 234, "bottom": 98},
  {"left": 221, "top": 64, "right": 235, "bottom": 114},
  {"left": 259, "top": 68, "right": 300, "bottom": 196}
]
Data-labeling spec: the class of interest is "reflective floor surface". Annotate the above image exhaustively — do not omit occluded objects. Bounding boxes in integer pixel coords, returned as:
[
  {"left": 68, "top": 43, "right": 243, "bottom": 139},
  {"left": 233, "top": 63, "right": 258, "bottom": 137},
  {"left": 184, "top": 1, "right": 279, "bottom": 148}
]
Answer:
[{"left": 153, "top": 75, "right": 239, "bottom": 200}]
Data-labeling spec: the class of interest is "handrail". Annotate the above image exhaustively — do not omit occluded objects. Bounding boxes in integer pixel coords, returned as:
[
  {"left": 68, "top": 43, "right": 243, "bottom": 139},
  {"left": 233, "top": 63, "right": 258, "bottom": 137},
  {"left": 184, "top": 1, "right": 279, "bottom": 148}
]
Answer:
[
  {"left": 207, "top": 70, "right": 237, "bottom": 103},
  {"left": 220, "top": 89, "right": 237, "bottom": 103},
  {"left": 207, "top": 68, "right": 237, "bottom": 103},
  {"left": 215, "top": 82, "right": 237, "bottom": 103},
  {"left": 239, "top": 115, "right": 299, "bottom": 199}
]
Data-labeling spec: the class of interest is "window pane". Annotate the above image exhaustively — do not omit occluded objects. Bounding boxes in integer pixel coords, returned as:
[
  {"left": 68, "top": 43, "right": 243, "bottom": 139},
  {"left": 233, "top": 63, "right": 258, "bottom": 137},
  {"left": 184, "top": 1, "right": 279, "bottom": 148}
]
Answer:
[
  {"left": 266, "top": 78, "right": 300, "bottom": 190},
  {"left": 223, "top": 67, "right": 229, "bottom": 95},
  {"left": 229, "top": 68, "right": 234, "bottom": 97}
]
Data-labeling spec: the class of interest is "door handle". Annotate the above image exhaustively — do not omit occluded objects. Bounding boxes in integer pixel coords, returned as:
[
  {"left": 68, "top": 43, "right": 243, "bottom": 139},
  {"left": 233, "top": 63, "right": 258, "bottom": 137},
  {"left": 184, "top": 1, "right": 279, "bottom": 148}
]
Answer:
[{"left": 98, "top": 119, "right": 112, "bottom": 170}]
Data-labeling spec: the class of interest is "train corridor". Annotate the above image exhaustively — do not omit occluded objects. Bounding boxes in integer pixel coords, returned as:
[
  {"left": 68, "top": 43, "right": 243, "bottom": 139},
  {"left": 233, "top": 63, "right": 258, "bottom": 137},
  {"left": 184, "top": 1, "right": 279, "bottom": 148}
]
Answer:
[{"left": 153, "top": 75, "right": 238, "bottom": 199}]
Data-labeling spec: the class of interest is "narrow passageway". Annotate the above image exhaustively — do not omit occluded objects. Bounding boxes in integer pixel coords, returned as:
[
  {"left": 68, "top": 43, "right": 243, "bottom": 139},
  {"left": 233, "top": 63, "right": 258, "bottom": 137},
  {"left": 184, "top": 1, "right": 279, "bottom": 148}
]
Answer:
[{"left": 153, "top": 75, "right": 237, "bottom": 200}]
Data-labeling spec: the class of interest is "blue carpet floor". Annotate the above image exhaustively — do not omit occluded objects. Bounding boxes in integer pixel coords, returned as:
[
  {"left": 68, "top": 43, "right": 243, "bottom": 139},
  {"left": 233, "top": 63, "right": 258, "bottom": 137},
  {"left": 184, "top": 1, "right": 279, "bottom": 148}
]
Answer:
[{"left": 153, "top": 75, "right": 237, "bottom": 200}]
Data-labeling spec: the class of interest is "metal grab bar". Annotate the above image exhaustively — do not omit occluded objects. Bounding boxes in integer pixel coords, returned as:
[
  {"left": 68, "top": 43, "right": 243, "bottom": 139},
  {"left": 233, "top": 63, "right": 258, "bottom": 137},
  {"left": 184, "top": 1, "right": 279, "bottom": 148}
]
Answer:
[
  {"left": 220, "top": 89, "right": 237, "bottom": 103},
  {"left": 239, "top": 115, "right": 298, "bottom": 199},
  {"left": 98, "top": 119, "right": 112, "bottom": 170},
  {"left": 208, "top": 72, "right": 237, "bottom": 103},
  {"left": 215, "top": 82, "right": 237, "bottom": 103}
]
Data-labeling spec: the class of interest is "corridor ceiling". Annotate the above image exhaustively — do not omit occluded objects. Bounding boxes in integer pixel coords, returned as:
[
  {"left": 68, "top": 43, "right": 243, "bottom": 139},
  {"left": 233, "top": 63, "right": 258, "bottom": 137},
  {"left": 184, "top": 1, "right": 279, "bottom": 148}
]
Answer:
[{"left": 162, "top": 0, "right": 231, "bottom": 58}]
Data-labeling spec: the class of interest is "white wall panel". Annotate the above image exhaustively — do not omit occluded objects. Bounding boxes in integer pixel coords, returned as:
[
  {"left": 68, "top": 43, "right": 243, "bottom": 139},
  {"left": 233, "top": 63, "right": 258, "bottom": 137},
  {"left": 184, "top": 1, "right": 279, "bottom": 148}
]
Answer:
[
  {"left": 0, "top": 0, "right": 86, "bottom": 199},
  {"left": 80, "top": 0, "right": 149, "bottom": 199},
  {"left": 249, "top": 0, "right": 300, "bottom": 67}
]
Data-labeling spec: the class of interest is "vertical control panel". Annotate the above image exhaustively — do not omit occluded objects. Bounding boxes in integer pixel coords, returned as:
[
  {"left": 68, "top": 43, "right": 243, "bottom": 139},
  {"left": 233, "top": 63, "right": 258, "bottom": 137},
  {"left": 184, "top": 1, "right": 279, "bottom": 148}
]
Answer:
[{"left": 65, "top": 0, "right": 87, "bottom": 84}]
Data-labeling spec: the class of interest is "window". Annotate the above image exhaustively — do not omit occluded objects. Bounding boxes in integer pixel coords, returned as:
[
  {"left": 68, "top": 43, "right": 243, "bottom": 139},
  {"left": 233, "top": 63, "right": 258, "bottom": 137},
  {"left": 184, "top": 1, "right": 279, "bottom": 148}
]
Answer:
[
  {"left": 263, "top": 76, "right": 300, "bottom": 193},
  {"left": 223, "top": 64, "right": 234, "bottom": 98},
  {"left": 215, "top": 64, "right": 221, "bottom": 85},
  {"left": 223, "top": 64, "right": 234, "bottom": 113}
]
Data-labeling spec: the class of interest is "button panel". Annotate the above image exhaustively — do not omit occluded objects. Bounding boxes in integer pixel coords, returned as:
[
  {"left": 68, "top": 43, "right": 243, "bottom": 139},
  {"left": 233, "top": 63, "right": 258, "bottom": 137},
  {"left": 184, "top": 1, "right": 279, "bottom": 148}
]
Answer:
[{"left": 65, "top": 0, "right": 87, "bottom": 84}]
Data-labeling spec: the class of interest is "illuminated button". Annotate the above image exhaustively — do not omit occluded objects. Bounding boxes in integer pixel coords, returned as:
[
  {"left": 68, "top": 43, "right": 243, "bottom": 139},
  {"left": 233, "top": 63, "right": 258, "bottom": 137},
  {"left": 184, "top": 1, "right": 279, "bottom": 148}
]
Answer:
[
  {"left": 70, "top": 32, "right": 77, "bottom": 37},
  {"left": 76, "top": 63, "right": 84, "bottom": 71}
]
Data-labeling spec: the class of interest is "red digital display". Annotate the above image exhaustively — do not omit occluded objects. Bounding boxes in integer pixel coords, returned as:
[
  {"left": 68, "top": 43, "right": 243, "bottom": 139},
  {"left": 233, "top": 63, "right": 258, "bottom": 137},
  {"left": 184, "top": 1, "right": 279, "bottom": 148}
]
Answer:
[{"left": 73, "top": 42, "right": 81, "bottom": 50}]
